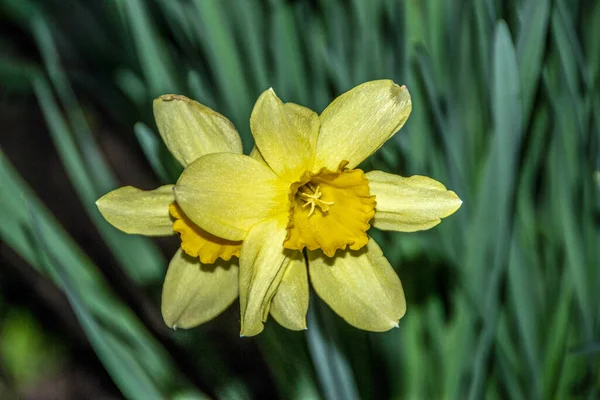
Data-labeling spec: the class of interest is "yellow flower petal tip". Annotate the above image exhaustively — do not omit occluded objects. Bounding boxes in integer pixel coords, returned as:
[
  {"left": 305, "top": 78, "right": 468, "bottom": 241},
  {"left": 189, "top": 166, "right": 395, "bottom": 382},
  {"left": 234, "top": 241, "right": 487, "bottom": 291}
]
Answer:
[
  {"left": 269, "top": 254, "right": 309, "bottom": 330},
  {"left": 96, "top": 185, "right": 175, "bottom": 236},
  {"left": 155, "top": 93, "right": 185, "bottom": 102},
  {"left": 250, "top": 87, "right": 320, "bottom": 182},
  {"left": 162, "top": 249, "right": 238, "bottom": 329},
  {"left": 153, "top": 94, "right": 243, "bottom": 167},
  {"left": 366, "top": 171, "right": 462, "bottom": 232},
  {"left": 308, "top": 238, "right": 406, "bottom": 332},
  {"left": 315, "top": 80, "right": 412, "bottom": 170},
  {"left": 169, "top": 203, "right": 242, "bottom": 264},
  {"left": 239, "top": 324, "right": 265, "bottom": 337}
]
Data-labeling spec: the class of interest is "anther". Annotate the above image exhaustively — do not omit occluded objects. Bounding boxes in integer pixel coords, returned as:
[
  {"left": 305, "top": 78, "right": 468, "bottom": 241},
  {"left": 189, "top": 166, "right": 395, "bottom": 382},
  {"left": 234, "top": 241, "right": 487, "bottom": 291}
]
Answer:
[{"left": 298, "top": 185, "right": 334, "bottom": 217}]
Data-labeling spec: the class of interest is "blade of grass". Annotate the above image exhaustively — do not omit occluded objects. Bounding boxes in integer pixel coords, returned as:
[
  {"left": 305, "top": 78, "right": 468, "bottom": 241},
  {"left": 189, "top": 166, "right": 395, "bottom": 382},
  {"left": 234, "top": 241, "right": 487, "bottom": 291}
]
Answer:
[
  {"left": 259, "top": 326, "right": 320, "bottom": 400},
  {"left": 507, "top": 234, "right": 540, "bottom": 397},
  {"left": 516, "top": 0, "right": 550, "bottom": 120},
  {"left": 271, "top": 0, "right": 309, "bottom": 104},
  {"left": 306, "top": 295, "right": 360, "bottom": 400},
  {"left": 543, "top": 70, "right": 593, "bottom": 337},
  {"left": 465, "top": 20, "right": 522, "bottom": 300},
  {"left": 350, "top": 0, "right": 384, "bottom": 81},
  {"left": 117, "top": 0, "right": 178, "bottom": 96},
  {"left": 495, "top": 312, "right": 526, "bottom": 400},
  {"left": 467, "top": 21, "right": 522, "bottom": 400},
  {"left": 0, "top": 150, "right": 207, "bottom": 399},
  {"left": 441, "top": 295, "right": 473, "bottom": 399},
  {"left": 32, "top": 74, "right": 165, "bottom": 283},
  {"left": 229, "top": 1, "right": 269, "bottom": 93},
  {"left": 133, "top": 122, "right": 171, "bottom": 184},
  {"left": 115, "top": 68, "right": 149, "bottom": 108},
  {"left": 191, "top": 0, "right": 252, "bottom": 148},
  {"left": 401, "top": 312, "right": 426, "bottom": 399},
  {"left": 186, "top": 70, "right": 216, "bottom": 110},
  {"left": 31, "top": 15, "right": 165, "bottom": 283},
  {"left": 318, "top": 0, "right": 352, "bottom": 92},
  {"left": 27, "top": 205, "right": 166, "bottom": 400}
]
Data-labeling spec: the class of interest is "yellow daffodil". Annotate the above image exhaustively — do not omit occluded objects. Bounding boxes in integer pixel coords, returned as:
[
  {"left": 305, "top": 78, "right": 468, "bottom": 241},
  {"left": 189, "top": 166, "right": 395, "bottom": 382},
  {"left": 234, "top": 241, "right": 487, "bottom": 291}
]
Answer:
[
  {"left": 174, "top": 80, "right": 462, "bottom": 336},
  {"left": 96, "top": 94, "right": 245, "bottom": 329}
]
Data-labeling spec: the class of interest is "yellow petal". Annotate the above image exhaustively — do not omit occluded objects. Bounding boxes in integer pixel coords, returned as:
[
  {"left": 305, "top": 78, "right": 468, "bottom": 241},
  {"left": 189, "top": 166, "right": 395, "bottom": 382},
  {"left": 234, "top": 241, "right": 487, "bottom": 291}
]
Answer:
[
  {"left": 153, "top": 94, "right": 243, "bottom": 167},
  {"left": 96, "top": 185, "right": 174, "bottom": 236},
  {"left": 270, "top": 253, "right": 309, "bottom": 331},
  {"left": 161, "top": 249, "right": 238, "bottom": 329},
  {"left": 175, "top": 153, "right": 289, "bottom": 241},
  {"left": 284, "top": 164, "right": 375, "bottom": 257},
  {"left": 169, "top": 203, "right": 242, "bottom": 264},
  {"left": 314, "top": 80, "right": 412, "bottom": 171},
  {"left": 239, "top": 216, "right": 295, "bottom": 336},
  {"left": 250, "top": 88, "right": 319, "bottom": 182},
  {"left": 249, "top": 145, "right": 266, "bottom": 164},
  {"left": 366, "top": 171, "right": 462, "bottom": 232},
  {"left": 308, "top": 237, "right": 406, "bottom": 331}
]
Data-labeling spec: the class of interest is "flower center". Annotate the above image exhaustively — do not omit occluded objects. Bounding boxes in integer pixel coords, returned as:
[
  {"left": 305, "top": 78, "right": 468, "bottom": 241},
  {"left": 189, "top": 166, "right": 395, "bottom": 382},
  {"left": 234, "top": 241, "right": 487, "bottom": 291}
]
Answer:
[
  {"left": 297, "top": 184, "right": 335, "bottom": 217},
  {"left": 284, "top": 162, "right": 376, "bottom": 257}
]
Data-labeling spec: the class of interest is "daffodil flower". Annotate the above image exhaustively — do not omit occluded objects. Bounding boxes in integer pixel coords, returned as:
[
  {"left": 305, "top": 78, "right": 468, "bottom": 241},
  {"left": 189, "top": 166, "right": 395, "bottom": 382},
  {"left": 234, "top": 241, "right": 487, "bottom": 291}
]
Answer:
[
  {"left": 96, "top": 95, "right": 245, "bottom": 329},
  {"left": 174, "top": 80, "right": 462, "bottom": 336}
]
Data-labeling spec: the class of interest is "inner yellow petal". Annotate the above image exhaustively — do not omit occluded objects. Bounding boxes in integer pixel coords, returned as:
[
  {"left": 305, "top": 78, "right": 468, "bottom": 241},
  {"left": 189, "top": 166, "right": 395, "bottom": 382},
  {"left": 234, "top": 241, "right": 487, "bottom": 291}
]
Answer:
[
  {"left": 169, "top": 203, "right": 242, "bottom": 264},
  {"left": 283, "top": 162, "right": 375, "bottom": 257}
]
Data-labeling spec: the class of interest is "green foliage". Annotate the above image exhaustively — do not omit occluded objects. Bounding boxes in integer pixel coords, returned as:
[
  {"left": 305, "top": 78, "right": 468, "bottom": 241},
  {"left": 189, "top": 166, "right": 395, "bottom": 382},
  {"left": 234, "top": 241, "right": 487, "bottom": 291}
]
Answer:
[{"left": 1, "top": 0, "right": 599, "bottom": 398}]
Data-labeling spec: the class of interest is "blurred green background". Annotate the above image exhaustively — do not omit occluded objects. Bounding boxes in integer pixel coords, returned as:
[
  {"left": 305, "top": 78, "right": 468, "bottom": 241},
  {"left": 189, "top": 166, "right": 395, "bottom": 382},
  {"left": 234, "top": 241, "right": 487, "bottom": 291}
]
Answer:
[{"left": 1, "top": 0, "right": 599, "bottom": 399}]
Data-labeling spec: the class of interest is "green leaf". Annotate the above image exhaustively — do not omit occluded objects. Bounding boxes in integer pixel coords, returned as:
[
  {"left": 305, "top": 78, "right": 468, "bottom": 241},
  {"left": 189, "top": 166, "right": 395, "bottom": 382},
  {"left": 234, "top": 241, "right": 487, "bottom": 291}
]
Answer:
[
  {"left": 0, "top": 151, "right": 204, "bottom": 399},
  {"left": 306, "top": 296, "right": 360, "bottom": 400},
  {"left": 191, "top": 0, "right": 252, "bottom": 149},
  {"left": 271, "top": 1, "right": 309, "bottom": 104},
  {"left": 134, "top": 122, "right": 171, "bottom": 183},
  {"left": 32, "top": 73, "right": 165, "bottom": 284},
  {"left": 516, "top": 0, "right": 550, "bottom": 119},
  {"left": 117, "top": 0, "right": 179, "bottom": 95},
  {"left": 467, "top": 20, "right": 522, "bottom": 400}
]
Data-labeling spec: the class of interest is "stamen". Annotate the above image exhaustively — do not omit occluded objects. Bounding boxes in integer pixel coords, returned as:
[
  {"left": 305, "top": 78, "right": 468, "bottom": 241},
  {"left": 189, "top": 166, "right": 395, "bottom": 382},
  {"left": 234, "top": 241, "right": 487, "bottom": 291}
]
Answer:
[{"left": 297, "top": 185, "right": 335, "bottom": 217}]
